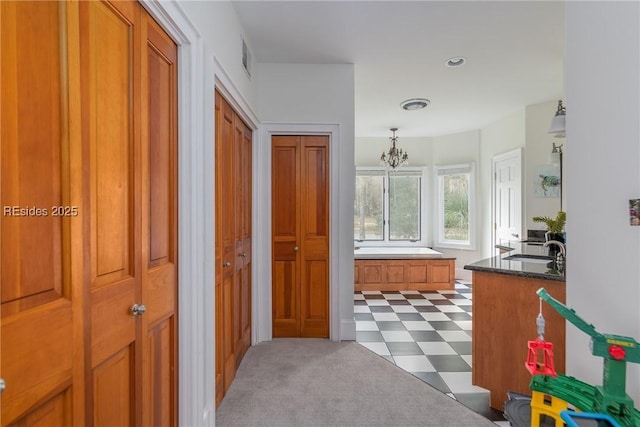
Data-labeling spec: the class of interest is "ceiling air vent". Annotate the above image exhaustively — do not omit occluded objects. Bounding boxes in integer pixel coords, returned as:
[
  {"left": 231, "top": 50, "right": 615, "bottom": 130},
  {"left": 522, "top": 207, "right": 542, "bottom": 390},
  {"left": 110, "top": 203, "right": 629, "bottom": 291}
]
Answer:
[{"left": 400, "top": 98, "right": 430, "bottom": 111}]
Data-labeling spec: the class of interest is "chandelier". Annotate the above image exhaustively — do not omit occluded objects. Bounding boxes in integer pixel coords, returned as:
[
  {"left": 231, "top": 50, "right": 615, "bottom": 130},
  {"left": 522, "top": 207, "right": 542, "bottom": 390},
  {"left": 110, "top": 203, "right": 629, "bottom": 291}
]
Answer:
[{"left": 380, "top": 128, "right": 408, "bottom": 169}]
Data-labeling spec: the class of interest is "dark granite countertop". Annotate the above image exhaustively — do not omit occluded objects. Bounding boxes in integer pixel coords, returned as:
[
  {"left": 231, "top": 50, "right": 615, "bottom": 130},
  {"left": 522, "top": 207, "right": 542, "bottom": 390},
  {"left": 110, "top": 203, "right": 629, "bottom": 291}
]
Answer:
[{"left": 464, "top": 242, "right": 565, "bottom": 282}]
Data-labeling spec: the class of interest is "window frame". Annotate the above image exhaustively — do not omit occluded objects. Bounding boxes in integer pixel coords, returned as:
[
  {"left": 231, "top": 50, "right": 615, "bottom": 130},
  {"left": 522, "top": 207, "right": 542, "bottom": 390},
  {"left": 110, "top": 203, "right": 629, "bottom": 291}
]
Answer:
[
  {"left": 434, "top": 163, "right": 476, "bottom": 250},
  {"left": 354, "top": 166, "right": 428, "bottom": 247}
]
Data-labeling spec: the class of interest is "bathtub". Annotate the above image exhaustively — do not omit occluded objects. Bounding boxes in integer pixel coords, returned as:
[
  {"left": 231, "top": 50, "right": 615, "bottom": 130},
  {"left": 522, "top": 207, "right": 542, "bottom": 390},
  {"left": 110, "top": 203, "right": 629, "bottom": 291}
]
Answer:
[{"left": 354, "top": 246, "right": 445, "bottom": 259}]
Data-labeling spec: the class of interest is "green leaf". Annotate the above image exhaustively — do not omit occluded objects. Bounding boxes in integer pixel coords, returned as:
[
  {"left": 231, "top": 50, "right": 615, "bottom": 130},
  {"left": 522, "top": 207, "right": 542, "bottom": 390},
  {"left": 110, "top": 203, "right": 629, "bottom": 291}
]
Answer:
[{"left": 532, "top": 211, "right": 566, "bottom": 233}]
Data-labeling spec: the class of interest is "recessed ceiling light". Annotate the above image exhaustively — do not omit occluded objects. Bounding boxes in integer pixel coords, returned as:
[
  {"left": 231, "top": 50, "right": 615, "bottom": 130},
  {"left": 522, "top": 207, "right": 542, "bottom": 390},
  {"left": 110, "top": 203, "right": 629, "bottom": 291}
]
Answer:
[
  {"left": 446, "top": 56, "right": 467, "bottom": 67},
  {"left": 400, "top": 98, "right": 430, "bottom": 111}
]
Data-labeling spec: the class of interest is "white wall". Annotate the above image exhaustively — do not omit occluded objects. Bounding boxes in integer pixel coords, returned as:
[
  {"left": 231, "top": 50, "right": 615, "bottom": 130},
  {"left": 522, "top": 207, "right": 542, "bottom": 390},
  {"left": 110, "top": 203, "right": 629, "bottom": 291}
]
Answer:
[
  {"left": 566, "top": 1, "right": 640, "bottom": 404},
  {"left": 479, "top": 109, "right": 526, "bottom": 257},
  {"left": 355, "top": 136, "right": 432, "bottom": 167},
  {"left": 257, "top": 63, "right": 354, "bottom": 125},
  {"left": 256, "top": 63, "right": 356, "bottom": 341},
  {"left": 525, "top": 100, "right": 565, "bottom": 230},
  {"left": 180, "top": 1, "right": 258, "bottom": 108}
]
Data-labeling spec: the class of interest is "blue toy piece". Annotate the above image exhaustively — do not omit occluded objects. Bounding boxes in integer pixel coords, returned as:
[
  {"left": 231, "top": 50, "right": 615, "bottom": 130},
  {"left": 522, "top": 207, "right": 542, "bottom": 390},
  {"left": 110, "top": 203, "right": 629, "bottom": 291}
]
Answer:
[{"left": 560, "top": 410, "right": 621, "bottom": 427}]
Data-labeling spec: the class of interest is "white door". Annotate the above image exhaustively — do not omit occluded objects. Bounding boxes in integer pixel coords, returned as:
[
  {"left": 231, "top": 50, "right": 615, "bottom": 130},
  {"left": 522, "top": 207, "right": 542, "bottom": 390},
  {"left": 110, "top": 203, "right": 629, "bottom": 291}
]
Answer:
[{"left": 492, "top": 149, "right": 523, "bottom": 251}]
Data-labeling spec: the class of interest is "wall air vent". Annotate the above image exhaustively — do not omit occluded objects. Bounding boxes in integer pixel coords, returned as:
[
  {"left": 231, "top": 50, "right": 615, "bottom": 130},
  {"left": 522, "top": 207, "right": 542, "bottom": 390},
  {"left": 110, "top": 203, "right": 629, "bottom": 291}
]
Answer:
[{"left": 241, "top": 36, "right": 251, "bottom": 78}]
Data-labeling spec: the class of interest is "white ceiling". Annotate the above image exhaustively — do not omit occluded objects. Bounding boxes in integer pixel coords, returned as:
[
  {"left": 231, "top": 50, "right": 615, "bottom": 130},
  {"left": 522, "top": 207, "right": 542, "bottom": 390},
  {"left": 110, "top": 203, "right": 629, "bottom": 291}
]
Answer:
[{"left": 232, "top": 1, "right": 565, "bottom": 138}]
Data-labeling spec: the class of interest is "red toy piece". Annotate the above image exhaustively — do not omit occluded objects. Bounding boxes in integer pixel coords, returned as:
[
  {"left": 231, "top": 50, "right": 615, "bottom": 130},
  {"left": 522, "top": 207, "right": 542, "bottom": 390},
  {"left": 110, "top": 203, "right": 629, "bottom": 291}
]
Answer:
[
  {"left": 526, "top": 339, "right": 557, "bottom": 377},
  {"left": 608, "top": 345, "right": 626, "bottom": 361}
]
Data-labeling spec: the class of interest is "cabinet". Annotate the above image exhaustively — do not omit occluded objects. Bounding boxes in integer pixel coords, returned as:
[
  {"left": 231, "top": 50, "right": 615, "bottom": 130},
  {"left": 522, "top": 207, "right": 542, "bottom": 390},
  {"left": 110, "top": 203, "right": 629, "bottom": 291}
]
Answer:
[
  {"left": 1, "top": 1, "right": 178, "bottom": 425},
  {"left": 471, "top": 271, "right": 565, "bottom": 410},
  {"left": 215, "top": 91, "right": 252, "bottom": 406}
]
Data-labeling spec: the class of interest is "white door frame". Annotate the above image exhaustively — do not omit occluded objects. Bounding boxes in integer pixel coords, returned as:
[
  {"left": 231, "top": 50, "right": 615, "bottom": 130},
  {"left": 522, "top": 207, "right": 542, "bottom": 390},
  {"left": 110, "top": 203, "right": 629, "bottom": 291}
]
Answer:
[
  {"left": 254, "top": 123, "right": 342, "bottom": 343},
  {"left": 491, "top": 148, "right": 524, "bottom": 254}
]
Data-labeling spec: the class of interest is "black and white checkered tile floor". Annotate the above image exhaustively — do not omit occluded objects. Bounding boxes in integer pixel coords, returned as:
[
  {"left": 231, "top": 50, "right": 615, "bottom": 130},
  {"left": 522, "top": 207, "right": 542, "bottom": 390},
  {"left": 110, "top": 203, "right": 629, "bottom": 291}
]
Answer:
[{"left": 354, "top": 281, "right": 510, "bottom": 425}]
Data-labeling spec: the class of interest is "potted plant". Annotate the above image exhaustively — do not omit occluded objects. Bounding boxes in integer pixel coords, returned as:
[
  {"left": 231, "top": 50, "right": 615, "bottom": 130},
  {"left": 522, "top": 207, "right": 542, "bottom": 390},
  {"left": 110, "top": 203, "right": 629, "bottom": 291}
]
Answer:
[{"left": 533, "top": 211, "right": 566, "bottom": 246}]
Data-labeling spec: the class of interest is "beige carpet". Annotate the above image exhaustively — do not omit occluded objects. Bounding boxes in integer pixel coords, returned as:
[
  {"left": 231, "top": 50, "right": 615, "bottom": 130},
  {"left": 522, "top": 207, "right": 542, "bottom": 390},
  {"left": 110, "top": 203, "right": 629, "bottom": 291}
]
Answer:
[{"left": 216, "top": 338, "right": 496, "bottom": 426}]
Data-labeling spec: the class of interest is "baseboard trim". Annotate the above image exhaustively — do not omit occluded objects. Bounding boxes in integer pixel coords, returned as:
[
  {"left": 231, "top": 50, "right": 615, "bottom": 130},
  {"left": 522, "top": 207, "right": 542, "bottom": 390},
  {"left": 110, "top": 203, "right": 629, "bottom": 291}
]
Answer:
[{"left": 340, "top": 319, "right": 356, "bottom": 341}]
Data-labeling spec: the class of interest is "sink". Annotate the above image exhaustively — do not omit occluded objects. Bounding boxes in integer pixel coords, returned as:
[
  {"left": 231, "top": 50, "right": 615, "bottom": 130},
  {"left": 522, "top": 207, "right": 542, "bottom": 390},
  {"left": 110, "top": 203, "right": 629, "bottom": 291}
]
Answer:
[{"left": 503, "top": 254, "right": 553, "bottom": 264}]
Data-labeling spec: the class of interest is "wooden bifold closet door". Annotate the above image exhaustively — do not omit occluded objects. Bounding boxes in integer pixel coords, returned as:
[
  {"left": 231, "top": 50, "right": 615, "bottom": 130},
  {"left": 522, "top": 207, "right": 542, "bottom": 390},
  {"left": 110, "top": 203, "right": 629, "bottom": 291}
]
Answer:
[
  {"left": 0, "top": 1, "right": 178, "bottom": 425},
  {"left": 214, "top": 91, "right": 252, "bottom": 406},
  {"left": 271, "top": 135, "right": 329, "bottom": 338}
]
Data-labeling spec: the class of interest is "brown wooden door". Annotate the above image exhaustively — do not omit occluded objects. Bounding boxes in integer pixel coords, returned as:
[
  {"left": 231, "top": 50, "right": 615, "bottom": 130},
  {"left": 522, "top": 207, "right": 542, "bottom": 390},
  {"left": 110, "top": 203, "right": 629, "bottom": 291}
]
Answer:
[
  {"left": 81, "top": 2, "right": 142, "bottom": 424},
  {"left": 1, "top": 2, "right": 177, "bottom": 425},
  {"left": 140, "top": 11, "right": 178, "bottom": 427},
  {"left": 1, "top": 2, "right": 82, "bottom": 425},
  {"left": 272, "top": 135, "right": 329, "bottom": 338},
  {"left": 214, "top": 91, "right": 252, "bottom": 406},
  {"left": 80, "top": 1, "right": 179, "bottom": 424},
  {"left": 215, "top": 92, "right": 237, "bottom": 404},
  {"left": 234, "top": 118, "right": 252, "bottom": 363}
]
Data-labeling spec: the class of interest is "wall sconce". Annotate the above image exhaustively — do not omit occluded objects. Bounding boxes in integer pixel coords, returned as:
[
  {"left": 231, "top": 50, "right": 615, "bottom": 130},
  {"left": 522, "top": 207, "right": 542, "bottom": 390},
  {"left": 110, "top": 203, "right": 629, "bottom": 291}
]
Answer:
[
  {"left": 548, "top": 100, "right": 566, "bottom": 138},
  {"left": 549, "top": 142, "right": 563, "bottom": 165}
]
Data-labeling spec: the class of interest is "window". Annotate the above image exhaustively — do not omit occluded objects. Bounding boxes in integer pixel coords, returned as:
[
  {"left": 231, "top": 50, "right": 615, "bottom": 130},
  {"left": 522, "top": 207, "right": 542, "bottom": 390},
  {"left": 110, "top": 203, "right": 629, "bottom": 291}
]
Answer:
[
  {"left": 354, "top": 171, "right": 384, "bottom": 240},
  {"left": 435, "top": 164, "right": 475, "bottom": 249},
  {"left": 354, "top": 168, "right": 426, "bottom": 245},
  {"left": 388, "top": 173, "right": 421, "bottom": 240}
]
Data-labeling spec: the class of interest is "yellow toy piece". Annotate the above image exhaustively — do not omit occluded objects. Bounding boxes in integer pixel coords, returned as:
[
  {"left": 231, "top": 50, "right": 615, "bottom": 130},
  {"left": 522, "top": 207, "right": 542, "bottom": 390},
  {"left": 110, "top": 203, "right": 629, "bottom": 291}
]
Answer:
[{"left": 530, "top": 390, "right": 576, "bottom": 427}]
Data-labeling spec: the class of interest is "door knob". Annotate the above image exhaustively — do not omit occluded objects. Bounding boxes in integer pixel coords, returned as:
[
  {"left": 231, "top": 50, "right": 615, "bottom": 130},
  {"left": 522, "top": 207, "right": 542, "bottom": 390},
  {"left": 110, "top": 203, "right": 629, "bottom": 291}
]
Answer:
[
  {"left": 240, "top": 252, "right": 247, "bottom": 258},
  {"left": 223, "top": 261, "right": 231, "bottom": 267},
  {"left": 131, "top": 304, "right": 147, "bottom": 316},
  {"left": 0, "top": 378, "right": 5, "bottom": 394},
  {"left": 293, "top": 246, "right": 299, "bottom": 252}
]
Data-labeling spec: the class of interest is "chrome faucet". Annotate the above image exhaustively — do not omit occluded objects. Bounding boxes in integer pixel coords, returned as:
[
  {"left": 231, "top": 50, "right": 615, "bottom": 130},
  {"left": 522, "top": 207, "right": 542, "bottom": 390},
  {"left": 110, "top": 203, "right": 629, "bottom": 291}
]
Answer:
[{"left": 543, "top": 240, "right": 566, "bottom": 265}]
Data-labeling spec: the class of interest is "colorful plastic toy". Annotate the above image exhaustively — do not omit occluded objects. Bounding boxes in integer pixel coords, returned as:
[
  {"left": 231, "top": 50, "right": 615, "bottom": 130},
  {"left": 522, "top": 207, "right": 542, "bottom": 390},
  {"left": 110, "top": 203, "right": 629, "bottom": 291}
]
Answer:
[{"left": 529, "top": 288, "right": 640, "bottom": 427}]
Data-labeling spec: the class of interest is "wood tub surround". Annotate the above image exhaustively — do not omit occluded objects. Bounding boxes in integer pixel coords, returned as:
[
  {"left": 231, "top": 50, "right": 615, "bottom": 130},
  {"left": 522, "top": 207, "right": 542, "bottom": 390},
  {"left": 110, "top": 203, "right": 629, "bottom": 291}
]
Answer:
[{"left": 354, "top": 258, "right": 456, "bottom": 291}]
